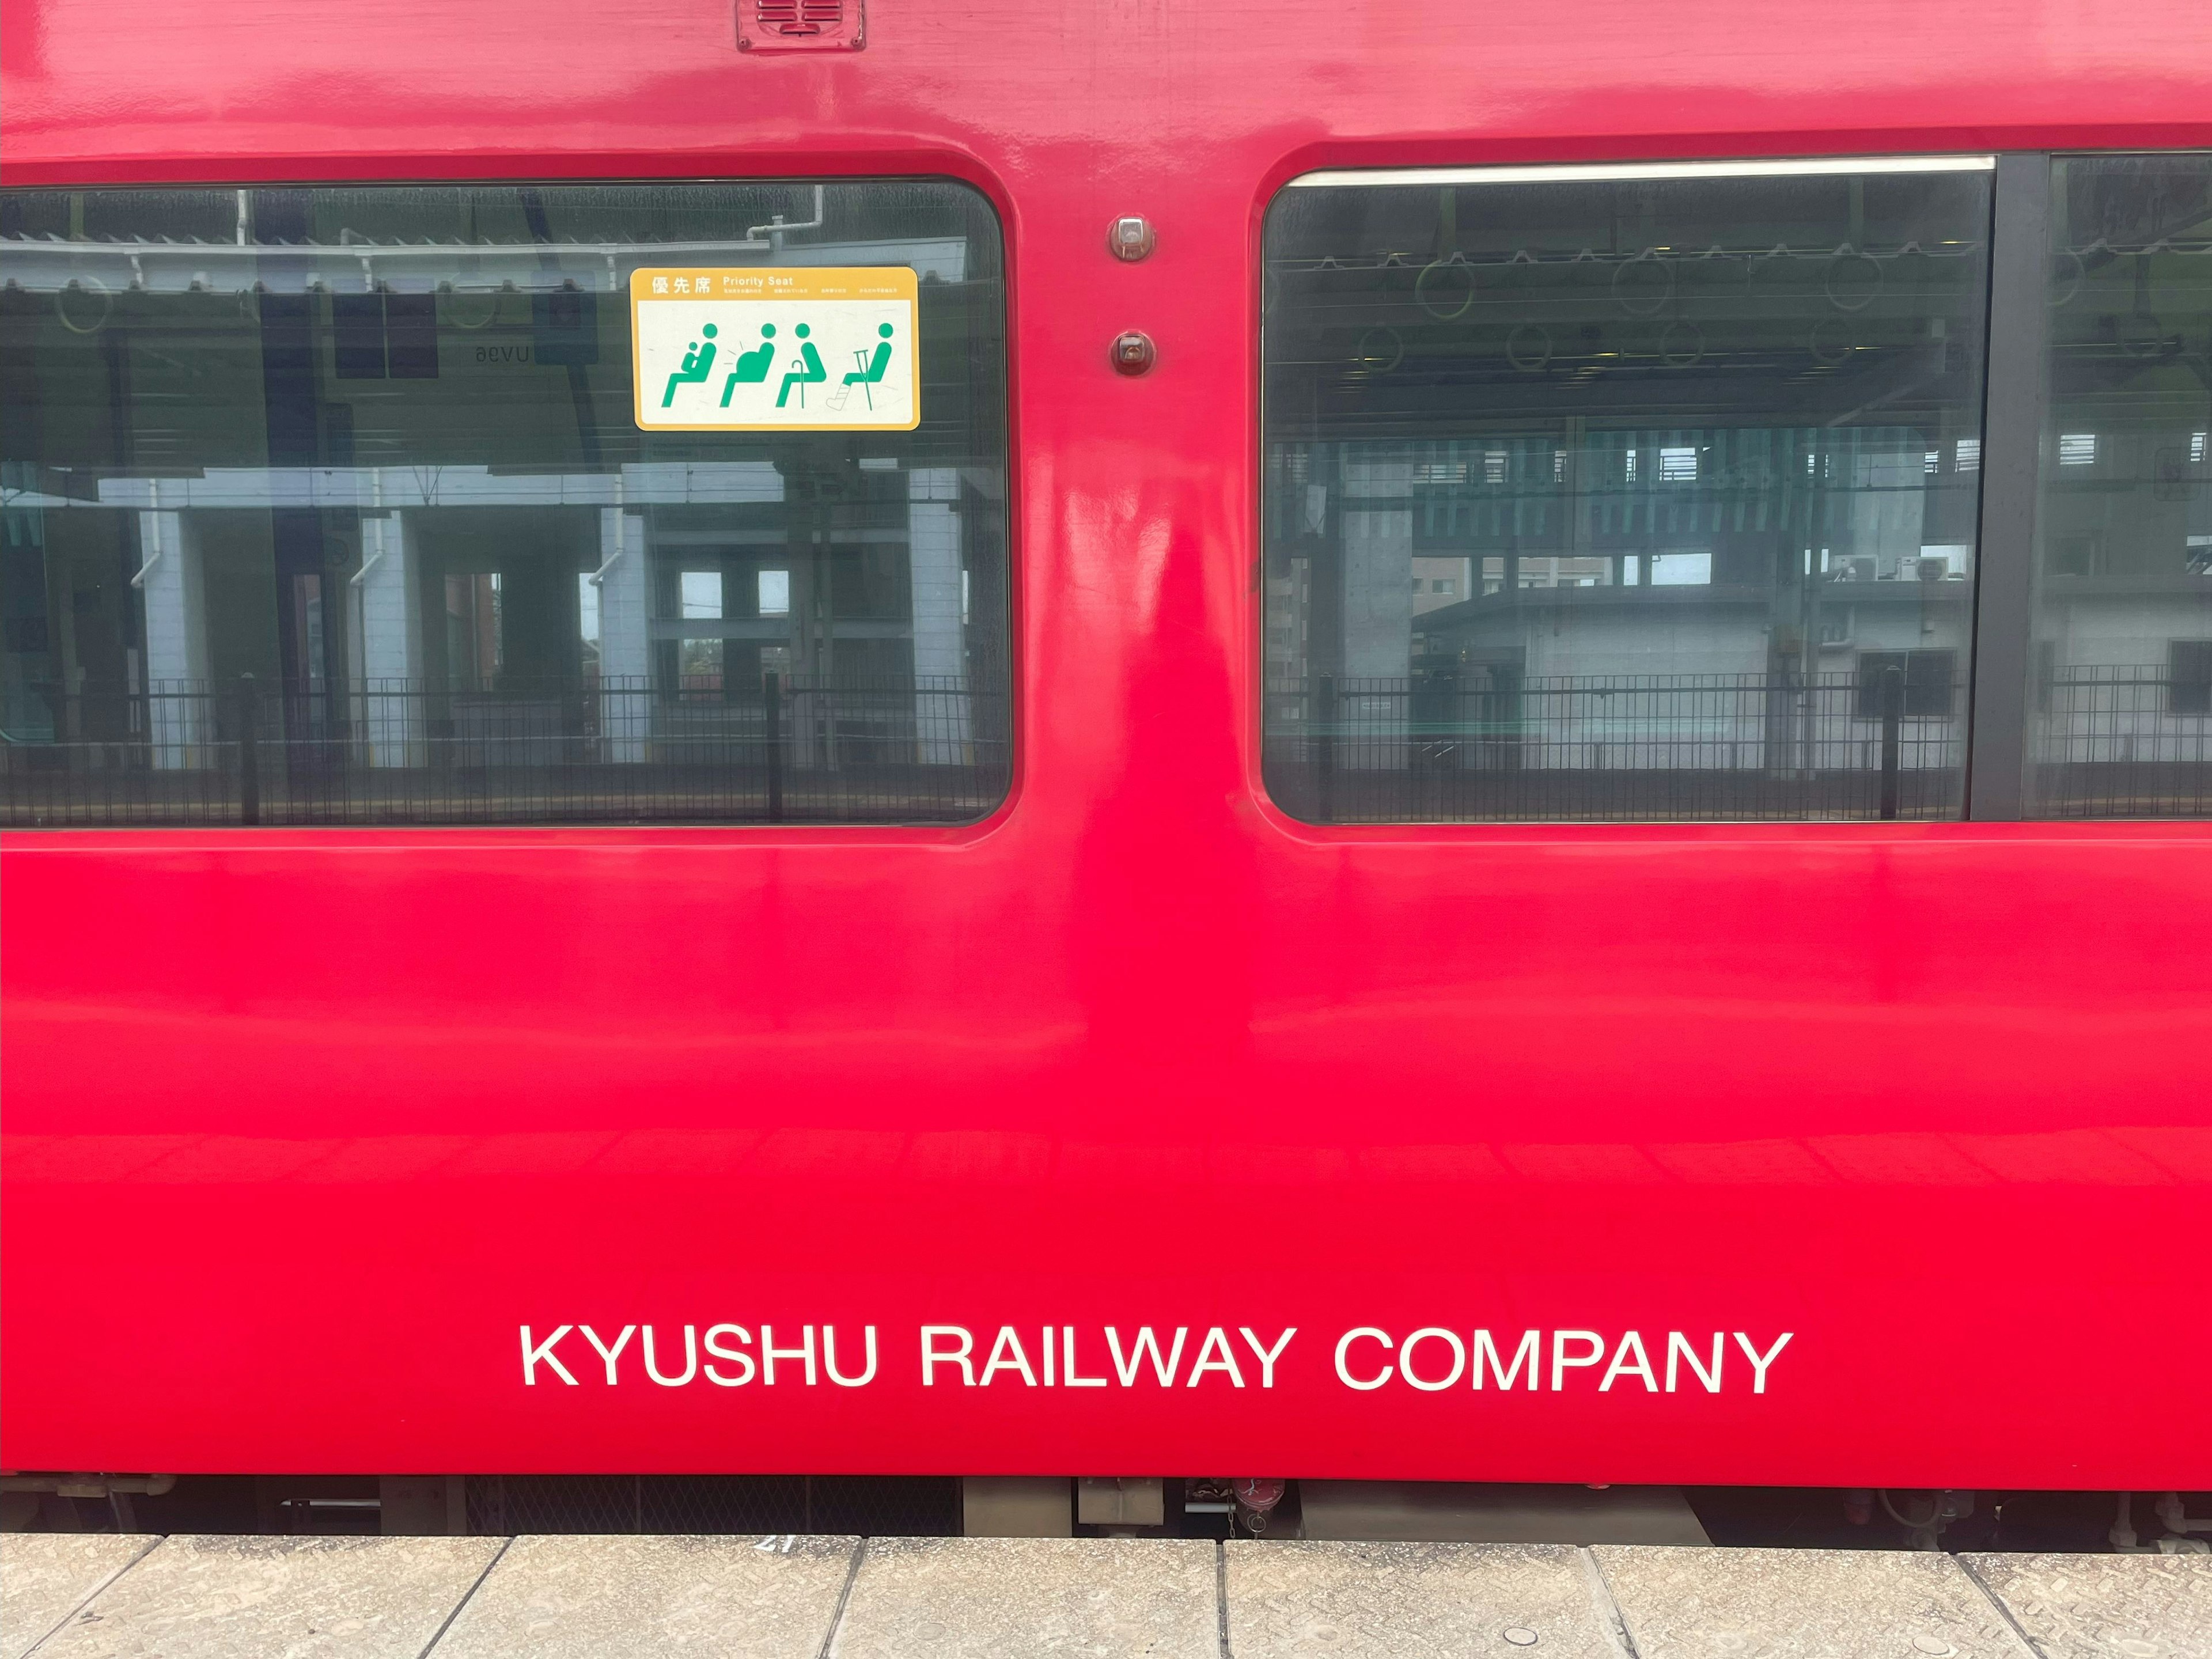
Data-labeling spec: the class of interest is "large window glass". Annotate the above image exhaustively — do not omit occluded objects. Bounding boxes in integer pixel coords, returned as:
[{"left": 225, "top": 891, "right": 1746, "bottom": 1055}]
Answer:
[
  {"left": 0, "top": 181, "right": 1009, "bottom": 825},
  {"left": 1262, "top": 160, "right": 1993, "bottom": 822},
  {"left": 2026, "top": 154, "right": 2212, "bottom": 817}
]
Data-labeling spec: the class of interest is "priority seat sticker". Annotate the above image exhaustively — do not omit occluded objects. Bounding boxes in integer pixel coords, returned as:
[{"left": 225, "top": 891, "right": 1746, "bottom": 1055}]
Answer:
[{"left": 630, "top": 266, "right": 919, "bottom": 433}]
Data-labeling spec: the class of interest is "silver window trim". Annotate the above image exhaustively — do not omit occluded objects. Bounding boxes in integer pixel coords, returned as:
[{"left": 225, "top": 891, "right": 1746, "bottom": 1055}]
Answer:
[{"left": 1288, "top": 155, "right": 1997, "bottom": 190}]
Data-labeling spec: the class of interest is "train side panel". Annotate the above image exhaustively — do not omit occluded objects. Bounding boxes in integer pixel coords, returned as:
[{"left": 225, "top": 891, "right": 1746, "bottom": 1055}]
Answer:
[{"left": 4, "top": 0, "right": 2210, "bottom": 1484}]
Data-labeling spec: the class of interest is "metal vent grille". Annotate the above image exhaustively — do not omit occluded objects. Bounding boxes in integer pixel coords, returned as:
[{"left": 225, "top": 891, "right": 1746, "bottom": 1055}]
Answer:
[
  {"left": 756, "top": 0, "right": 843, "bottom": 32},
  {"left": 738, "top": 0, "right": 863, "bottom": 51}
]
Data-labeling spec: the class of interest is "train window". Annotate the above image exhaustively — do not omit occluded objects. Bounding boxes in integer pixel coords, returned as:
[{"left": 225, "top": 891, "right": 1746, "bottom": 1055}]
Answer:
[
  {"left": 1261, "top": 158, "right": 1994, "bottom": 823},
  {"left": 0, "top": 181, "right": 1009, "bottom": 827},
  {"left": 2022, "top": 154, "right": 2212, "bottom": 817}
]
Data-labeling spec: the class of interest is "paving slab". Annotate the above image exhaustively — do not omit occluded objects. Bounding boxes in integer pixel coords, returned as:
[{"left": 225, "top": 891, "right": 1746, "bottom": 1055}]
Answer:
[
  {"left": 28, "top": 1535, "right": 502, "bottom": 1659},
  {"left": 1227, "top": 1539, "right": 1622, "bottom": 1659},
  {"left": 431, "top": 1535, "right": 859, "bottom": 1659},
  {"left": 829, "top": 1536, "right": 1218, "bottom": 1659},
  {"left": 1963, "top": 1552, "right": 2212, "bottom": 1659},
  {"left": 1594, "top": 1544, "right": 2033, "bottom": 1659},
  {"left": 1, "top": 1536, "right": 157, "bottom": 1659}
]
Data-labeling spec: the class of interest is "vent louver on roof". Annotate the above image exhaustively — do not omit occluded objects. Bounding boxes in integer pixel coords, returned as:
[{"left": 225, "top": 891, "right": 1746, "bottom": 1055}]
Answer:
[{"left": 738, "top": 0, "right": 864, "bottom": 51}]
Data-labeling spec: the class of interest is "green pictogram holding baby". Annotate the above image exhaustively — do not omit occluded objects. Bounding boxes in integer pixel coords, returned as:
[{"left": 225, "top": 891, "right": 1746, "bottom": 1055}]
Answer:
[{"left": 661, "top": 324, "right": 718, "bottom": 407}]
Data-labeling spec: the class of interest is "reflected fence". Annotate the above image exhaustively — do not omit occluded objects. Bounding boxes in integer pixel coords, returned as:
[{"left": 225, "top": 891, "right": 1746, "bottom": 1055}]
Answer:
[
  {"left": 11, "top": 668, "right": 2206, "bottom": 828},
  {"left": 1268, "top": 667, "right": 2212, "bottom": 821},
  {"left": 1267, "top": 670, "right": 1964, "bottom": 822},
  {"left": 0, "top": 674, "right": 1008, "bottom": 827},
  {"left": 2030, "top": 665, "right": 2212, "bottom": 817}
]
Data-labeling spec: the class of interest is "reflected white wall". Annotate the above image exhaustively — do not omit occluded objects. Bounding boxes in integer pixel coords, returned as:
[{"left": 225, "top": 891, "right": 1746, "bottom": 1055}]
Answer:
[
  {"left": 353, "top": 512, "right": 425, "bottom": 768},
  {"left": 908, "top": 468, "right": 969, "bottom": 764},
  {"left": 136, "top": 509, "right": 207, "bottom": 770},
  {"left": 596, "top": 509, "right": 650, "bottom": 763},
  {"left": 1340, "top": 454, "right": 1413, "bottom": 680},
  {"left": 1339, "top": 454, "right": 1413, "bottom": 769}
]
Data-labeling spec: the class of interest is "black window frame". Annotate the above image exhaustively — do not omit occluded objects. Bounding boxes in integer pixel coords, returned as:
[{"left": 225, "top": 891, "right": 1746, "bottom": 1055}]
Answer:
[
  {"left": 1258, "top": 150, "right": 2212, "bottom": 825},
  {"left": 0, "top": 175, "right": 1016, "bottom": 831}
]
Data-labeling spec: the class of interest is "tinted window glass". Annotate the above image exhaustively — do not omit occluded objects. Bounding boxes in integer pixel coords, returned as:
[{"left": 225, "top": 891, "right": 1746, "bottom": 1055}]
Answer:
[
  {"left": 0, "top": 182, "right": 1009, "bottom": 826},
  {"left": 2025, "top": 154, "right": 2212, "bottom": 817},
  {"left": 1262, "top": 162, "right": 1993, "bottom": 822}
]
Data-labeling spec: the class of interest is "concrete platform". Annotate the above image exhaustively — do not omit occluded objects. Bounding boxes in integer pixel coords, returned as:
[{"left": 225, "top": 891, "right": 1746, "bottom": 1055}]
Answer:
[
  {"left": 434, "top": 1535, "right": 858, "bottom": 1659},
  {"left": 833, "top": 1537, "right": 1218, "bottom": 1659},
  {"left": 3, "top": 1536, "right": 2206, "bottom": 1658},
  {"left": 1225, "top": 1539, "right": 1620, "bottom": 1659},
  {"left": 1961, "top": 1554, "right": 2211, "bottom": 1659},
  {"left": 0, "top": 1536, "right": 157, "bottom": 1659},
  {"left": 18, "top": 1535, "right": 503, "bottom": 1659},
  {"left": 1594, "top": 1543, "right": 2033, "bottom": 1659}
]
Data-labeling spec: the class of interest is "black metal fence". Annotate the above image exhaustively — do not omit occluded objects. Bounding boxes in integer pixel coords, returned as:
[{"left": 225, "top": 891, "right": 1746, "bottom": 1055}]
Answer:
[
  {"left": 2030, "top": 665, "right": 2212, "bottom": 817},
  {"left": 0, "top": 674, "right": 1008, "bottom": 828},
  {"left": 1264, "top": 671, "right": 1966, "bottom": 823},
  {"left": 12, "top": 666, "right": 2207, "bottom": 829}
]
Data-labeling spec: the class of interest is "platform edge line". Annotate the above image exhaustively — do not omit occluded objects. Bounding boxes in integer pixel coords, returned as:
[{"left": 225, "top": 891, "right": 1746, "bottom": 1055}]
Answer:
[
  {"left": 415, "top": 1533, "right": 512, "bottom": 1659},
  {"left": 1216, "top": 1539, "right": 1234, "bottom": 1659},
  {"left": 814, "top": 1535, "right": 867, "bottom": 1659},
  {"left": 1576, "top": 1546, "right": 1642, "bottom": 1659},
  {"left": 1955, "top": 1552, "right": 2052, "bottom": 1659}
]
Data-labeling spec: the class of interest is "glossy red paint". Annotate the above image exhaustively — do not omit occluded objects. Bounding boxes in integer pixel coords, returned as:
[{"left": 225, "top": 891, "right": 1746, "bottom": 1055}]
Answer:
[{"left": 5, "top": 0, "right": 2211, "bottom": 1486}]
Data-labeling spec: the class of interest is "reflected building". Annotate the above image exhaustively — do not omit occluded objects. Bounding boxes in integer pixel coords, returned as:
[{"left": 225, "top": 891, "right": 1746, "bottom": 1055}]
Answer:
[
  {"left": 2025, "top": 155, "right": 2212, "bottom": 816},
  {"left": 1260, "top": 156, "right": 2212, "bottom": 823},
  {"left": 0, "top": 181, "right": 1011, "bottom": 825}
]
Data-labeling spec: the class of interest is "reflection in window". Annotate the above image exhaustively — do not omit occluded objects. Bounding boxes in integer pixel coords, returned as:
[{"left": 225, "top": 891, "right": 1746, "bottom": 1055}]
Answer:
[
  {"left": 0, "top": 181, "right": 1009, "bottom": 826},
  {"left": 1260, "top": 160, "right": 1993, "bottom": 822},
  {"left": 1855, "top": 649, "right": 1958, "bottom": 719},
  {"left": 2025, "top": 154, "right": 2212, "bottom": 817},
  {"left": 2168, "top": 641, "right": 2212, "bottom": 717},
  {"left": 680, "top": 572, "right": 725, "bottom": 619}
]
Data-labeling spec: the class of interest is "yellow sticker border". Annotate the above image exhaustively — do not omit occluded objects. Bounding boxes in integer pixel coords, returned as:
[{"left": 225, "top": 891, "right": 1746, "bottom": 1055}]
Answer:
[{"left": 628, "top": 265, "right": 922, "bottom": 434}]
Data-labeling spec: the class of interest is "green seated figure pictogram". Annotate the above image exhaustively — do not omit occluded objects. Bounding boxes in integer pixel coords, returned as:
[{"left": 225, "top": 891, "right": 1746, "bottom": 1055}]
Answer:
[
  {"left": 661, "top": 323, "right": 718, "bottom": 407},
  {"left": 719, "top": 323, "right": 778, "bottom": 406},
  {"left": 840, "top": 324, "right": 896, "bottom": 410},
  {"left": 777, "top": 324, "right": 827, "bottom": 408}
]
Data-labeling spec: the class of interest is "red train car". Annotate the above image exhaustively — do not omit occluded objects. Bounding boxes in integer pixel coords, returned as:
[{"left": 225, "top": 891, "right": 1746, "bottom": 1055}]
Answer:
[{"left": 5, "top": 0, "right": 2211, "bottom": 1518}]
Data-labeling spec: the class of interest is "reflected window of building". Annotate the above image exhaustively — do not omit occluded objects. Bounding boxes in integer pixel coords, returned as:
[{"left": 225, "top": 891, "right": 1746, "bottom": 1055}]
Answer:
[
  {"left": 2025, "top": 154, "right": 2212, "bottom": 817},
  {"left": 0, "top": 181, "right": 1009, "bottom": 826},
  {"left": 1260, "top": 160, "right": 1994, "bottom": 823}
]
